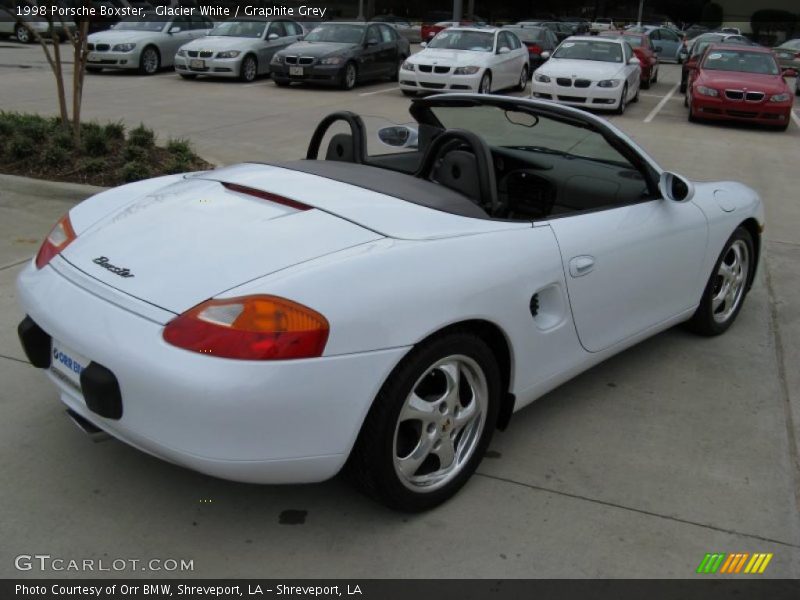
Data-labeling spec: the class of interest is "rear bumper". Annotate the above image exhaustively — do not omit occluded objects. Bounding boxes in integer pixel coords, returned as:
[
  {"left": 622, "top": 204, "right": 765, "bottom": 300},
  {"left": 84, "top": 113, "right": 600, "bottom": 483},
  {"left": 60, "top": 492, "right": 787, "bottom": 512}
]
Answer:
[{"left": 16, "top": 261, "right": 409, "bottom": 484}]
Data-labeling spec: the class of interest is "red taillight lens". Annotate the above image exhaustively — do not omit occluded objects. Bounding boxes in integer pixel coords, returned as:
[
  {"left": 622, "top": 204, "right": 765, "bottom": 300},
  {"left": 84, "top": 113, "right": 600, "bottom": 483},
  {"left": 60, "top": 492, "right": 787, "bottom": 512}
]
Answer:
[
  {"left": 35, "top": 213, "right": 77, "bottom": 269},
  {"left": 163, "top": 295, "right": 329, "bottom": 360},
  {"left": 526, "top": 43, "right": 543, "bottom": 54}
]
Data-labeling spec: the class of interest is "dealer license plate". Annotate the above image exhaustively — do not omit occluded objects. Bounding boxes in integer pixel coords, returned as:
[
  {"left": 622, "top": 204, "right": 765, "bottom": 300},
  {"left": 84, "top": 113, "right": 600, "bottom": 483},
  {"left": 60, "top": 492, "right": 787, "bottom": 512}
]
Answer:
[
  {"left": 190, "top": 59, "right": 205, "bottom": 69},
  {"left": 289, "top": 66, "right": 304, "bottom": 77},
  {"left": 87, "top": 53, "right": 98, "bottom": 62},
  {"left": 51, "top": 340, "right": 89, "bottom": 388}
]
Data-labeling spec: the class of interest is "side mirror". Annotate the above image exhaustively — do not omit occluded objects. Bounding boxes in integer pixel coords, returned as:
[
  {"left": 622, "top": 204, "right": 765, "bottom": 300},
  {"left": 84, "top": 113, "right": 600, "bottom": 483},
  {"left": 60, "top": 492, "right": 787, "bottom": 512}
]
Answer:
[
  {"left": 377, "top": 125, "right": 418, "bottom": 148},
  {"left": 365, "top": 39, "right": 378, "bottom": 46},
  {"left": 628, "top": 56, "right": 639, "bottom": 65},
  {"left": 497, "top": 46, "right": 511, "bottom": 54},
  {"left": 783, "top": 68, "right": 798, "bottom": 78},
  {"left": 267, "top": 32, "right": 279, "bottom": 41},
  {"left": 659, "top": 171, "right": 694, "bottom": 203},
  {"left": 654, "top": 45, "right": 662, "bottom": 52},
  {"left": 169, "top": 26, "right": 181, "bottom": 34},
  {"left": 420, "top": 41, "right": 427, "bottom": 48},
  {"left": 540, "top": 50, "right": 551, "bottom": 60}
]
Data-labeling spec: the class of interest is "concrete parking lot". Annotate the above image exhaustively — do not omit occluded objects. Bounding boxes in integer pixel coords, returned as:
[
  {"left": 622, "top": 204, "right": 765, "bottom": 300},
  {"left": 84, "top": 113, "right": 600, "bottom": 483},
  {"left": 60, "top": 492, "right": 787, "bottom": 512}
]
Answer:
[{"left": 1, "top": 41, "right": 799, "bottom": 578}]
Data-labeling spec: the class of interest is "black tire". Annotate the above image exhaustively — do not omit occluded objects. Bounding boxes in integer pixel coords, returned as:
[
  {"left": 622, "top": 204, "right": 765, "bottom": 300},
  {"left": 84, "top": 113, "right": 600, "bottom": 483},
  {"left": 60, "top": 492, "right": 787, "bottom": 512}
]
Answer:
[
  {"left": 239, "top": 54, "right": 257, "bottom": 82},
  {"left": 340, "top": 62, "right": 357, "bottom": 90},
  {"left": 516, "top": 64, "right": 529, "bottom": 91},
  {"left": 687, "top": 93, "right": 698, "bottom": 122},
  {"left": 138, "top": 45, "right": 160, "bottom": 75},
  {"left": 178, "top": 73, "right": 197, "bottom": 80},
  {"left": 641, "top": 76, "right": 650, "bottom": 90},
  {"left": 615, "top": 83, "right": 628, "bottom": 114},
  {"left": 401, "top": 89, "right": 417, "bottom": 97},
  {"left": 392, "top": 55, "right": 406, "bottom": 81},
  {"left": 795, "top": 85, "right": 800, "bottom": 97},
  {"left": 652, "top": 67, "right": 658, "bottom": 83},
  {"left": 273, "top": 77, "right": 290, "bottom": 87},
  {"left": 478, "top": 71, "right": 492, "bottom": 94},
  {"left": 776, "top": 121, "right": 790, "bottom": 132},
  {"left": 346, "top": 331, "right": 502, "bottom": 512},
  {"left": 631, "top": 84, "right": 639, "bottom": 103},
  {"left": 686, "top": 227, "right": 754, "bottom": 336},
  {"left": 86, "top": 66, "right": 103, "bottom": 74},
  {"left": 15, "top": 24, "right": 32, "bottom": 44}
]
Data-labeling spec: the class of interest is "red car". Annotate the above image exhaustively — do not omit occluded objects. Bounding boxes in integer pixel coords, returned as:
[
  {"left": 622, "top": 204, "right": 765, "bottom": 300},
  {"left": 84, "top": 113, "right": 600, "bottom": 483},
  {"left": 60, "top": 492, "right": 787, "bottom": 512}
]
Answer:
[
  {"left": 599, "top": 32, "right": 659, "bottom": 88},
  {"left": 687, "top": 44, "right": 794, "bottom": 130},
  {"left": 421, "top": 21, "right": 477, "bottom": 43}
]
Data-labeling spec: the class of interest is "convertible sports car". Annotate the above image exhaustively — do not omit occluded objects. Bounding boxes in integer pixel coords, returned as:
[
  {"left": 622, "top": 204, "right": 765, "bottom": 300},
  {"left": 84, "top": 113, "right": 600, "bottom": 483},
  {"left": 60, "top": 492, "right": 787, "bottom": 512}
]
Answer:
[{"left": 17, "top": 95, "right": 763, "bottom": 511}]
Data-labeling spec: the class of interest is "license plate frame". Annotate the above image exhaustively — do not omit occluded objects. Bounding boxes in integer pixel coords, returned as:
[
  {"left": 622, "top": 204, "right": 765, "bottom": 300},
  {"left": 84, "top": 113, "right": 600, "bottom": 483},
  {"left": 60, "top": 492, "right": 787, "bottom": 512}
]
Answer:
[
  {"left": 190, "top": 59, "right": 206, "bottom": 70},
  {"left": 289, "top": 65, "right": 304, "bottom": 77}
]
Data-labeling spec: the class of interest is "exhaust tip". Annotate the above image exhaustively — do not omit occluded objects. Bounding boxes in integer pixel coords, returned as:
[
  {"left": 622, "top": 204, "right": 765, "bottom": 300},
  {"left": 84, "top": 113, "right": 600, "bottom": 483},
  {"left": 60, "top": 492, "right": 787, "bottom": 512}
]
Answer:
[{"left": 66, "top": 409, "right": 112, "bottom": 443}]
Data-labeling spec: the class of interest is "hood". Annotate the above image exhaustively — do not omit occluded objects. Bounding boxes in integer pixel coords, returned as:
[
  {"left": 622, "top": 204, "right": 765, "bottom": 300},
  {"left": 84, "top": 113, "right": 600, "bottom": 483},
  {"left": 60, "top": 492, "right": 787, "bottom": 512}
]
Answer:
[
  {"left": 88, "top": 30, "right": 162, "bottom": 44},
  {"left": 539, "top": 58, "right": 625, "bottom": 80},
  {"left": 412, "top": 48, "right": 493, "bottom": 66},
  {"left": 277, "top": 41, "right": 358, "bottom": 58},
  {"left": 696, "top": 71, "right": 788, "bottom": 94},
  {"left": 180, "top": 36, "right": 262, "bottom": 53},
  {"left": 60, "top": 177, "right": 382, "bottom": 314}
]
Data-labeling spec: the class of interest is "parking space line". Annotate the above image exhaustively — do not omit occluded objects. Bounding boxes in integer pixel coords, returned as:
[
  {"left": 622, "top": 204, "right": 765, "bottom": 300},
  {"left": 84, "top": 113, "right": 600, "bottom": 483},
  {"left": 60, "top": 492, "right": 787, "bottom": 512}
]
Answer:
[
  {"left": 792, "top": 110, "right": 800, "bottom": 129},
  {"left": 644, "top": 83, "right": 679, "bottom": 123},
  {"left": 359, "top": 86, "right": 400, "bottom": 97}
]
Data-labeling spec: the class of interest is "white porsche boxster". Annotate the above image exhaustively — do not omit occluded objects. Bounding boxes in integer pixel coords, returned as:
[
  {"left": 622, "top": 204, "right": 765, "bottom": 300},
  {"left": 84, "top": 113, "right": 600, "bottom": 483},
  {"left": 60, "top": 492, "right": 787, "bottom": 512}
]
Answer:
[{"left": 17, "top": 95, "right": 763, "bottom": 511}]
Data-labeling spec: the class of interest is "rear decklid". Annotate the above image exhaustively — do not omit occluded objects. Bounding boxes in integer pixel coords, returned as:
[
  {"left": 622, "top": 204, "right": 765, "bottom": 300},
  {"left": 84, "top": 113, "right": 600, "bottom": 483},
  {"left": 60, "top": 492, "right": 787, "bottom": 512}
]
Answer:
[{"left": 60, "top": 176, "right": 382, "bottom": 314}]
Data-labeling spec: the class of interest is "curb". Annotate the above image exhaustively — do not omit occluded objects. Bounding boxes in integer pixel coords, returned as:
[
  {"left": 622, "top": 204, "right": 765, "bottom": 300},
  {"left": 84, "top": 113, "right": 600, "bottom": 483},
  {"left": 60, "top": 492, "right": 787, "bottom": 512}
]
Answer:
[{"left": 0, "top": 173, "right": 106, "bottom": 203}]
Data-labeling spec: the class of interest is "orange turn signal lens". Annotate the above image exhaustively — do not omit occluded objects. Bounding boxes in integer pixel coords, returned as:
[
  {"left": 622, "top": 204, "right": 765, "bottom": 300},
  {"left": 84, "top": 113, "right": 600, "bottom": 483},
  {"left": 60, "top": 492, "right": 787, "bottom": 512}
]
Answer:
[{"left": 35, "top": 213, "right": 77, "bottom": 269}]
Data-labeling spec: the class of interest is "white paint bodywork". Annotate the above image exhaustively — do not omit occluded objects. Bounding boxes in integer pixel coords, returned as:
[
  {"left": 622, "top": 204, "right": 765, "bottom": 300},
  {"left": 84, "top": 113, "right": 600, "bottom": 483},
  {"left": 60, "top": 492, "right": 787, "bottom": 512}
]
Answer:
[{"left": 16, "top": 96, "right": 764, "bottom": 484}]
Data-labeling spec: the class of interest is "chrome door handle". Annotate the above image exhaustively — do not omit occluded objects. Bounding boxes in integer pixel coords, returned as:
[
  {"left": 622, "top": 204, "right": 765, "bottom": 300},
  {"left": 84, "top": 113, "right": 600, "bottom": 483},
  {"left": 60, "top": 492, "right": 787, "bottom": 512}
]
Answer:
[{"left": 569, "top": 255, "right": 595, "bottom": 277}]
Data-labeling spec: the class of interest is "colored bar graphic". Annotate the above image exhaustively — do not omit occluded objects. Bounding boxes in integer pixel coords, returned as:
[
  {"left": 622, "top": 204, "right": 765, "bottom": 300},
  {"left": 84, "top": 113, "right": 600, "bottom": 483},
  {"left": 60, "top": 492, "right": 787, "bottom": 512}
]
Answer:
[
  {"left": 697, "top": 553, "right": 727, "bottom": 574},
  {"left": 700, "top": 552, "right": 774, "bottom": 575}
]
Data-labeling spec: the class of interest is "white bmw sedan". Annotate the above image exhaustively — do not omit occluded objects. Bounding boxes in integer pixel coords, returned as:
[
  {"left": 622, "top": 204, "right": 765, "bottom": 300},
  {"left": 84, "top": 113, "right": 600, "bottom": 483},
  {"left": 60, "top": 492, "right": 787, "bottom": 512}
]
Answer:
[
  {"left": 174, "top": 18, "right": 305, "bottom": 82},
  {"left": 86, "top": 14, "right": 214, "bottom": 75},
  {"left": 399, "top": 27, "right": 529, "bottom": 95},
  {"left": 531, "top": 36, "right": 642, "bottom": 113}
]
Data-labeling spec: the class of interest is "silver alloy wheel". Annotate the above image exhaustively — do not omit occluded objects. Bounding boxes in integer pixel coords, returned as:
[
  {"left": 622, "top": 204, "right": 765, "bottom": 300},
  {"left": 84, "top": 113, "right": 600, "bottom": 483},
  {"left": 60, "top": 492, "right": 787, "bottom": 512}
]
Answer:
[
  {"left": 518, "top": 65, "right": 528, "bottom": 90},
  {"left": 711, "top": 239, "right": 749, "bottom": 324},
  {"left": 392, "top": 355, "right": 488, "bottom": 492},
  {"left": 142, "top": 48, "right": 159, "bottom": 74},
  {"left": 618, "top": 84, "right": 627, "bottom": 113},
  {"left": 479, "top": 72, "right": 491, "bottom": 94},
  {"left": 16, "top": 24, "right": 30, "bottom": 43},
  {"left": 242, "top": 56, "right": 256, "bottom": 81},
  {"left": 344, "top": 63, "right": 356, "bottom": 89}
]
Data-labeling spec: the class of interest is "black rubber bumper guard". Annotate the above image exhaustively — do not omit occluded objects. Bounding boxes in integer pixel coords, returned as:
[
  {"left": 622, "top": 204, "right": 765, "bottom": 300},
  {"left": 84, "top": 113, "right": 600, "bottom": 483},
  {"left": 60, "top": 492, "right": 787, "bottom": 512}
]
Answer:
[{"left": 18, "top": 316, "right": 124, "bottom": 420}]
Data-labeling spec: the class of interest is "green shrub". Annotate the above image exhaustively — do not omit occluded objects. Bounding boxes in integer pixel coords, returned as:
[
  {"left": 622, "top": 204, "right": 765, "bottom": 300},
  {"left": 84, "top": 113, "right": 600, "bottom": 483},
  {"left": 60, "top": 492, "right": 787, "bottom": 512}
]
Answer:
[
  {"left": 79, "top": 157, "right": 108, "bottom": 174},
  {"left": 120, "top": 161, "right": 151, "bottom": 183},
  {"left": 166, "top": 137, "right": 193, "bottom": 160},
  {"left": 53, "top": 130, "right": 74, "bottom": 151},
  {"left": 104, "top": 120, "right": 125, "bottom": 141},
  {"left": 127, "top": 124, "right": 155, "bottom": 149},
  {"left": 124, "top": 144, "right": 149, "bottom": 163},
  {"left": 7, "top": 136, "right": 35, "bottom": 161},
  {"left": 82, "top": 126, "right": 108, "bottom": 157},
  {"left": 42, "top": 145, "right": 70, "bottom": 167},
  {"left": 164, "top": 156, "right": 191, "bottom": 174}
]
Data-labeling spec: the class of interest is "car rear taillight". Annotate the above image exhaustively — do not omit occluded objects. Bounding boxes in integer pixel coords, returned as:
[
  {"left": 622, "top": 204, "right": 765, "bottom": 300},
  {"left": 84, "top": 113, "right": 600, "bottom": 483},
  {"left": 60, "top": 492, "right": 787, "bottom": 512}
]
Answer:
[
  {"left": 163, "top": 295, "right": 329, "bottom": 360},
  {"left": 35, "top": 213, "right": 77, "bottom": 269},
  {"left": 526, "top": 43, "right": 543, "bottom": 54}
]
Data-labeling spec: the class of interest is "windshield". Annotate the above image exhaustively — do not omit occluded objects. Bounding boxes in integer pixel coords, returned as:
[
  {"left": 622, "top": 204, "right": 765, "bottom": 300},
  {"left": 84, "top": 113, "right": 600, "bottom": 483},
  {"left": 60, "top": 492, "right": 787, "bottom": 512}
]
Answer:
[
  {"left": 114, "top": 18, "right": 165, "bottom": 32},
  {"left": 304, "top": 23, "right": 364, "bottom": 43},
  {"left": 553, "top": 40, "right": 623, "bottom": 63},
  {"left": 428, "top": 30, "right": 494, "bottom": 52},
  {"left": 505, "top": 28, "right": 544, "bottom": 43},
  {"left": 622, "top": 36, "right": 643, "bottom": 48},
  {"left": 429, "top": 104, "right": 631, "bottom": 166},
  {"left": 210, "top": 21, "right": 266, "bottom": 38},
  {"left": 702, "top": 50, "right": 779, "bottom": 75}
]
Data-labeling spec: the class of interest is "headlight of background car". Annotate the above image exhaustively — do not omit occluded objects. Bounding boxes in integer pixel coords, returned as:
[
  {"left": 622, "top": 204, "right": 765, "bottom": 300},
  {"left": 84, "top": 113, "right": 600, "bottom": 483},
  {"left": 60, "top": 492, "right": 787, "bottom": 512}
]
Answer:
[
  {"left": 176, "top": 49, "right": 187, "bottom": 57},
  {"left": 696, "top": 85, "right": 718, "bottom": 97},
  {"left": 597, "top": 79, "right": 620, "bottom": 88},
  {"left": 401, "top": 60, "right": 415, "bottom": 71},
  {"left": 216, "top": 51, "right": 241, "bottom": 59},
  {"left": 112, "top": 43, "right": 136, "bottom": 52},
  {"left": 534, "top": 73, "right": 551, "bottom": 83},
  {"left": 271, "top": 54, "right": 284, "bottom": 65},
  {"left": 319, "top": 56, "right": 344, "bottom": 65},
  {"left": 770, "top": 93, "right": 790, "bottom": 102},
  {"left": 453, "top": 66, "right": 480, "bottom": 75}
]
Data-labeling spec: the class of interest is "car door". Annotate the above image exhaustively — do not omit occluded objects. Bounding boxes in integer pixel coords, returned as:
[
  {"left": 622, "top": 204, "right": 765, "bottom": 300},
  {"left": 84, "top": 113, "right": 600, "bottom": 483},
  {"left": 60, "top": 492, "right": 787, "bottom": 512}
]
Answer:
[
  {"left": 622, "top": 42, "right": 640, "bottom": 94},
  {"left": 260, "top": 20, "right": 290, "bottom": 69},
  {"left": 378, "top": 24, "right": 399, "bottom": 73},
  {"left": 505, "top": 30, "right": 527, "bottom": 79},
  {"left": 657, "top": 28, "right": 680, "bottom": 60},
  {"left": 495, "top": 31, "right": 518, "bottom": 88},
  {"left": 163, "top": 16, "right": 194, "bottom": 57},
  {"left": 544, "top": 144, "right": 707, "bottom": 352},
  {"left": 359, "top": 24, "right": 383, "bottom": 79}
]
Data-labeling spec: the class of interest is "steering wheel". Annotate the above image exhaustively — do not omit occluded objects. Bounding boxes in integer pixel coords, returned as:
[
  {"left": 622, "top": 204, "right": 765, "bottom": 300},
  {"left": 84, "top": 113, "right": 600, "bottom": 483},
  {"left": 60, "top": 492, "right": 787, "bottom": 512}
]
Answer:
[
  {"left": 306, "top": 111, "right": 367, "bottom": 163},
  {"left": 415, "top": 129, "right": 498, "bottom": 213}
]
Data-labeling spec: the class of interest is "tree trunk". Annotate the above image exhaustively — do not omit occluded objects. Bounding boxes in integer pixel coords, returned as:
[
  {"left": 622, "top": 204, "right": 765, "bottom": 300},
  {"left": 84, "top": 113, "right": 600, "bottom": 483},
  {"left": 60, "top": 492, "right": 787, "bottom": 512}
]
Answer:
[
  {"left": 72, "top": 20, "right": 90, "bottom": 146},
  {"left": 50, "top": 32, "right": 70, "bottom": 128}
]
